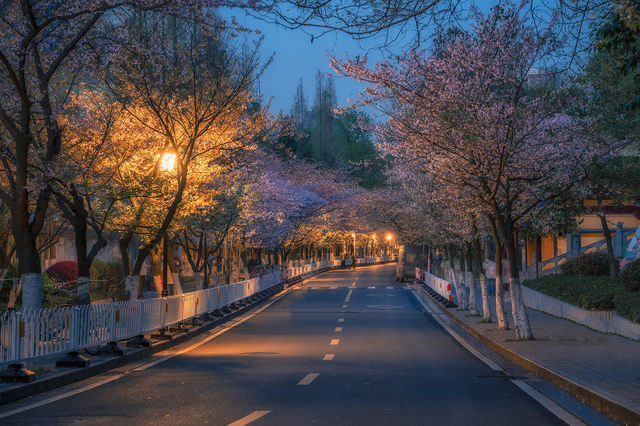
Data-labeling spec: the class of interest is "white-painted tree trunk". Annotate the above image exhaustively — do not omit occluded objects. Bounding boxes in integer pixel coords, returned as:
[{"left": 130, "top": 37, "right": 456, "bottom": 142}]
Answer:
[
  {"left": 509, "top": 276, "right": 533, "bottom": 340},
  {"left": 0, "top": 269, "right": 6, "bottom": 293},
  {"left": 467, "top": 270, "right": 478, "bottom": 315},
  {"left": 479, "top": 272, "right": 491, "bottom": 323},
  {"left": 77, "top": 276, "right": 91, "bottom": 305},
  {"left": 194, "top": 272, "right": 204, "bottom": 290},
  {"left": 171, "top": 272, "right": 183, "bottom": 294},
  {"left": 7, "top": 278, "right": 22, "bottom": 309},
  {"left": 125, "top": 275, "right": 142, "bottom": 300},
  {"left": 450, "top": 269, "right": 466, "bottom": 310},
  {"left": 152, "top": 275, "right": 163, "bottom": 296},
  {"left": 21, "top": 273, "right": 41, "bottom": 310}
]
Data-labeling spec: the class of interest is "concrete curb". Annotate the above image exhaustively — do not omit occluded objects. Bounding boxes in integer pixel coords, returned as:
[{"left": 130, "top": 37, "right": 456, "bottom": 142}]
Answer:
[
  {"left": 414, "top": 283, "right": 640, "bottom": 426},
  {"left": 0, "top": 283, "right": 288, "bottom": 406}
]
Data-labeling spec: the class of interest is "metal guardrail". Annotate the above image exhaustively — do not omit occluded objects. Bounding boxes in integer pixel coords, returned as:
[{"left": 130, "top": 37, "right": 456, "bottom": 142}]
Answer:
[{"left": 0, "top": 259, "right": 356, "bottom": 365}]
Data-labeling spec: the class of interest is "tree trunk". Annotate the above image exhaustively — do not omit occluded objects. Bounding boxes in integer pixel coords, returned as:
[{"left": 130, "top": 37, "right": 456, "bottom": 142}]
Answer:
[
  {"left": 500, "top": 217, "right": 533, "bottom": 340},
  {"left": 167, "top": 238, "right": 182, "bottom": 294},
  {"left": 150, "top": 246, "right": 163, "bottom": 296},
  {"left": 14, "top": 229, "right": 42, "bottom": 310},
  {"left": 473, "top": 236, "right": 491, "bottom": 323},
  {"left": 466, "top": 244, "right": 478, "bottom": 315},
  {"left": 457, "top": 250, "right": 468, "bottom": 310},
  {"left": 125, "top": 275, "right": 143, "bottom": 300},
  {"left": 596, "top": 198, "right": 618, "bottom": 279},
  {"left": 488, "top": 217, "right": 508, "bottom": 330},
  {"left": 7, "top": 278, "right": 22, "bottom": 309}
]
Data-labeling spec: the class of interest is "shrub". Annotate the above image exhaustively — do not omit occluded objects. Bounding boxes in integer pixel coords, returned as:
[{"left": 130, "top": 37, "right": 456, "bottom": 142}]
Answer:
[
  {"left": 567, "top": 252, "right": 614, "bottom": 276},
  {"left": 616, "top": 290, "right": 640, "bottom": 323},
  {"left": 45, "top": 261, "right": 78, "bottom": 289},
  {"left": 558, "top": 257, "right": 576, "bottom": 274},
  {"left": 620, "top": 259, "right": 640, "bottom": 292},
  {"left": 524, "top": 274, "right": 618, "bottom": 310}
]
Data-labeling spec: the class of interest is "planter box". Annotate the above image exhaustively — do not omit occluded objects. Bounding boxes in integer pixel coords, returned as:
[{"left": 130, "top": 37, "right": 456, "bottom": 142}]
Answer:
[{"left": 522, "top": 286, "right": 640, "bottom": 341}]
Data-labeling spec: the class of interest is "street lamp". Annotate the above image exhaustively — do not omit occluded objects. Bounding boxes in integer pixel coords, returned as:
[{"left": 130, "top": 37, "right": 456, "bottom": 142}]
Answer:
[
  {"left": 351, "top": 233, "right": 356, "bottom": 256},
  {"left": 160, "top": 151, "right": 176, "bottom": 298}
]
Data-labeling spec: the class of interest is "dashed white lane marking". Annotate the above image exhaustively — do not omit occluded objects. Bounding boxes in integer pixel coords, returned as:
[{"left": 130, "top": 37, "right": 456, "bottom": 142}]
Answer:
[
  {"left": 338, "top": 318, "right": 344, "bottom": 322},
  {"left": 330, "top": 339, "right": 340, "bottom": 345},
  {"left": 311, "top": 287, "right": 318, "bottom": 290},
  {"left": 0, "top": 282, "right": 299, "bottom": 420},
  {"left": 386, "top": 286, "right": 394, "bottom": 289},
  {"left": 351, "top": 282, "right": 356, "bottom": 287},
  {"left": 330, "top": 286, "right": 337, "bottom": 289},
  {"left": 297, "top": 373, "right": 320, "bottom": 385},
  {"left": 510, "top": 380, "right": 585, "bottom": 426},
  {"left": 368, "top": 286, "right": 375, "bottom": 289},
  {"left": 228, "top": 410, "right": 271, "bottom": 426},
  {"left": 335, "top": 327, "right": 343, "bottom": 332},
  {"left": 410, "top": 288, "right": 585, "bottom": 426},
  {"left": 342, "top": 304, "right": 348, "bottom": 308},
  {"left": 345, "top": 289, "right": 353, "bottom": 302},
  {"left": 323, "top": 353, "right": 335, "bottom": 361}
]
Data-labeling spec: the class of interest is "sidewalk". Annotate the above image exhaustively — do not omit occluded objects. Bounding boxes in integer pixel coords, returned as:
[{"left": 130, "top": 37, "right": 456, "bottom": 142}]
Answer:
[{"left": 432, "top": 289, "right": 640, "bottom": 424}]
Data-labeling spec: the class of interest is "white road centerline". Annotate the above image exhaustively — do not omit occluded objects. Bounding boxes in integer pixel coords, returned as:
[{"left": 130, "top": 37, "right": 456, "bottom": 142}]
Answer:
[
  {"left": 386, "top": 286, "right": 394, "bottom": 289},
  {"left": 368, "top": 286, "right": 375, "bottom": 289},
  {"left": 345, "top": 289, "right": 353, "bottom": 302},
  {"left": 330, "top": 286, "right": 337, "bottom": 289},
  {"left": 338, "top": 318, "right": 344, "bottom": 323},
  {"left": 297, "top": 373, "right": 320, "bottom": 385},
  {"left": 335, "top": 327, "right": 343, "bottom": 332},
  {"left": 342, "top": 304, "right": 348, "bottom": 308},
  {"left": 228, "top": 410, "right": 271, "bottom": 426},
  {"left": 330, "top": 339, "right": 340, "bottom": 345},
  {"left": 323, "top": 353, "right": 335, "bottom": 360}
]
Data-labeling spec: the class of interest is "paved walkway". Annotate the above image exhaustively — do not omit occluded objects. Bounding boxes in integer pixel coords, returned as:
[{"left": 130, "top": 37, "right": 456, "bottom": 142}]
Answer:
[{"left": 447, "top": 293, "right": 640, "bottom": 417}]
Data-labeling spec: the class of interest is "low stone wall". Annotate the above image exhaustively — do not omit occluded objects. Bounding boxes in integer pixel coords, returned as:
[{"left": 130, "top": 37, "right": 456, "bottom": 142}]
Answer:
[{"left": 522, "top": 286, "right": 640, "bottom": 341}]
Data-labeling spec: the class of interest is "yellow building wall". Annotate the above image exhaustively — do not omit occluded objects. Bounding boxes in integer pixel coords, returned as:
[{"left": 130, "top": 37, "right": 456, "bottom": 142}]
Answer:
[{"left": 578, "top": 214, "right": 640, "bottom": 230}]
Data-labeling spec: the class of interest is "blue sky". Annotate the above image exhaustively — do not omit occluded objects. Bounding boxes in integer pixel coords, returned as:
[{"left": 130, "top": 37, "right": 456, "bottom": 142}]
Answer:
[{"left": 228, "top": 1, "right": 498, "bottom": 116}]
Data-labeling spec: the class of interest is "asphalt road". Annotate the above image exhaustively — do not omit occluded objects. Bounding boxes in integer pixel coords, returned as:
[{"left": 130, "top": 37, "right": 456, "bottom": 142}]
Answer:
[{"left": 2, "top": 264, "right": 565, "bottom": 425}]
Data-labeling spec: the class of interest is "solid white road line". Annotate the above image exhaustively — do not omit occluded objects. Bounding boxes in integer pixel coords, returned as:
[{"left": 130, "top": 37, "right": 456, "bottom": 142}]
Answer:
[
  {"left": 510, "top": 380, "right": 585, "bottom": 426},
  {"left": 386, "top": 286, "right": 394, "bottom": 289},
  {"left": 335, "top": 327, "right": 343, "bottom": 332},
  {"left": 411, "top": 290, "right": 502, "bottom": 372},
  {"left": 227, "top": 410, "right": 271, "bottom": 426},
  {"left": 411, "top": 288, "right": 586, "bottom": 426},
  {"left": 345, "top": 289, "right": 353, "bottom": 302},
  {"left": 330, "top": 339, "right": 340, "bottom": 345},
  {"left": 337, "top": 318, "right": 344, "bottom": 323},
  {"left": 323, "top": 353, "right": 335, "bottom": 361},
  {"left": 297, "top": 373, "right": 320, "bottom": 385},
  {"left": 0, "top": 284, "right": 297, "bottom": 420}
]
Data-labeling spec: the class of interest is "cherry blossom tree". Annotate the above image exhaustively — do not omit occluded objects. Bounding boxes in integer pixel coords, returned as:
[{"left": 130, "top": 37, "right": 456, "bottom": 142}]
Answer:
[{"left": 333, "top": 3, "right": 586, "bottom": 340}]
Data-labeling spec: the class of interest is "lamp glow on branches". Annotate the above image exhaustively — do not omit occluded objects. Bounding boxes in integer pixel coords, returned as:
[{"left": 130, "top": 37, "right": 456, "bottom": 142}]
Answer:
[{"left": 160, "top": 152, "right": 176, "bottom": 172}]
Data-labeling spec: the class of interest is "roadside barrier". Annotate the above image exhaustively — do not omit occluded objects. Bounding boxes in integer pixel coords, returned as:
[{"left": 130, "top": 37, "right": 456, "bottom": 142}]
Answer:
[
  {"left": 0, "top": 257, "right": 389, "bottom": 365},
  {"left": 415, "top": 268, "right": 454, "bottom": 304}
]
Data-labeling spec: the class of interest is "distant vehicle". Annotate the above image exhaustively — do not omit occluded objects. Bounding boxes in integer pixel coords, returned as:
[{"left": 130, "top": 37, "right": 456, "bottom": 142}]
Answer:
[{"left": 395, "top": 245, "right": 427, "bottom": 281}]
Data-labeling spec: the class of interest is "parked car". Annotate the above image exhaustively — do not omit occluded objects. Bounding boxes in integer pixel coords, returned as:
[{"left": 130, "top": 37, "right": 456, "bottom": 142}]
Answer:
[{"left": 395, "top": 245, "right": 427, "bottom": 281}]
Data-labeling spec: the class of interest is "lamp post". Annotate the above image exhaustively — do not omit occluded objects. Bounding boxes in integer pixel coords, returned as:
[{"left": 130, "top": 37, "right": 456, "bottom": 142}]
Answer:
[
  {"left": 159, "top": 151, "right": 176, "bottom": 298},
  {"left": 351, "top": 233, "right": 356, "bottom": 256},
  {"left": 372, "top": 234, "right": 376, "bottom": 257}
]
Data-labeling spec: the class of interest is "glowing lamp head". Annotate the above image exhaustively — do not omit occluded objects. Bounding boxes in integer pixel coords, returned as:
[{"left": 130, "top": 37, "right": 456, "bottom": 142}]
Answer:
[
  {"left": 386, "top": 234, "right": 392, "bottom": 241},
  {"left": 372, "top": 234, "right": 376, "bottom": 239},
  {"left": 351, "top": 233, "right": 356, "bottom": 238},
  {"left": 160, "top": 152, "right": 176, "bottom": 172}
]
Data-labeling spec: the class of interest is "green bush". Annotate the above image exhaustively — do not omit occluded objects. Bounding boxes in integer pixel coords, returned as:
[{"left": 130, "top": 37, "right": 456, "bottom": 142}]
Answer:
[
  {"left": 90, "top": 259, "right": 112, "bottom": 288},
  {"left": 616, "top": 291, "right": 640, "bottom": 323},
  {"left": 524, "top": 274, "right": 619, "bottom": 310},
  {"left": 620, "top": 258, "right": 640, "bottom": 292},
  {"left": 560, "top": 252, "right": 614, "bottom": 276}
]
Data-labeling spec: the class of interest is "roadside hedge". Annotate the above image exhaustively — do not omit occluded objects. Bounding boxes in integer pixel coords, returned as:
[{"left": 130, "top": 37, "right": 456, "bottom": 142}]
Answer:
[
  {"left": 559, "top": 252, "right": 616, "bottom": 276},
  {"left": 523, "top": 273, "right": 639, "bottom": 323}
]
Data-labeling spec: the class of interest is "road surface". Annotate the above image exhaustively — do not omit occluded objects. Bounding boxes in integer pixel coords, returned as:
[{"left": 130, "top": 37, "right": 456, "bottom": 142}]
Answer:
[{"left": 1, "top": 264, "right": 565, "bottom": 425}]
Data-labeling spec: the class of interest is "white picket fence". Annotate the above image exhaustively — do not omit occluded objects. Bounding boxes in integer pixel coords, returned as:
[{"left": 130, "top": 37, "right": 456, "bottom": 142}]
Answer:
[{"left": 0, "top": 259, "right": 350, "bottom": 365}]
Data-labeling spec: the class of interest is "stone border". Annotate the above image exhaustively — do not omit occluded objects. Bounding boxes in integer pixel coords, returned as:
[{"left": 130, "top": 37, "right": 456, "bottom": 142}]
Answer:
[
  {"left": 522, "top": 286, "right": 640, "bottom": 341},
  {"left": 414, "top": 284, "right": 640, "bottom": 425}
]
